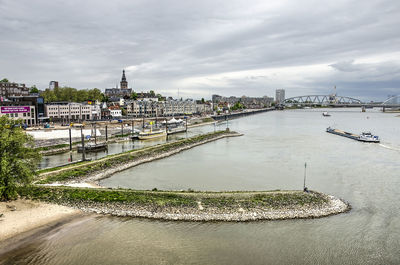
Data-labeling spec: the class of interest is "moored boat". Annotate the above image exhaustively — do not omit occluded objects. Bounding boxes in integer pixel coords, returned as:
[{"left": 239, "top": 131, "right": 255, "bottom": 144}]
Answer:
[
  {"left": 322, "top": 112, "right": 331, "bottom": 117},
  {"left": 138, "top": 129, "right": 167, "bottom": 140}
]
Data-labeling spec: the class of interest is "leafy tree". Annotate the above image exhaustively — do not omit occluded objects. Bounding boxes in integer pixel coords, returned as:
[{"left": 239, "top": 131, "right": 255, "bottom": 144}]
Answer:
[
  {"left": 87, "top": 88, "right": 102, "bottom": 101},
  {"left": 40, "top": 87, "right": 103, "bottom": 103},
  {"left": 30, "top": 85, "right": 39, "bottom": 94},
  {"left": 0, "top": 116, "right": 41, "bottom": 200},
  {"left": 201, "top": 98, "right": 205, "bottom": 103},
  {"left": 41, "top": 89, "right": 57, "bottom": 103},
  {"left": 101, "top": 93, "right": 109, "bottom": 102},
  {"left": 131, "top": 92, "right": 138, "bottom": 100},
  {"left": 0, "top": 78, "right": 9, "bottom": 83},
  {"left": 156, "top": 94, "right": 164, "bottom": 101},
  {"left": 230, "top": 102, "right": 245, "bottom": 111},
  {"left": 149, "top": 90, "right": 155, "bottom": 97}
]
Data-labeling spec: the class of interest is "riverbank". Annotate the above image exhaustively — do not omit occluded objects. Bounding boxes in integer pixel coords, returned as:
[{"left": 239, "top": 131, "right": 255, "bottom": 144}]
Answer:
[
  {"left": 18, "top": 186, "right": 350, "bottom": 221},
  {"left": 0, "top": 199, "right": 80, "bottom": 242}
]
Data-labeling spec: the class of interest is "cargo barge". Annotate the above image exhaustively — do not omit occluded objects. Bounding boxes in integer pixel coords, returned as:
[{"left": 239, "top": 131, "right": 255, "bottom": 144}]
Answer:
[{"left": 326, "top": 127, "right": 380, "bottom": 143}]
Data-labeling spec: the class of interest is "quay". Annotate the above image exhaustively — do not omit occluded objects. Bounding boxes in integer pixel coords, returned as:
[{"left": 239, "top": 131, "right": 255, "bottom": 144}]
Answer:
[{"left": 211, "top": 108, "right": 275, "bottom": 121}]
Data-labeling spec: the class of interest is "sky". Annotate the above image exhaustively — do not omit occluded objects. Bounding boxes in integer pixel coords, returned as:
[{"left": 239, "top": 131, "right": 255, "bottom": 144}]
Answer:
[{"left": 0, "top": 0, "right": 399, "bottom": 101}]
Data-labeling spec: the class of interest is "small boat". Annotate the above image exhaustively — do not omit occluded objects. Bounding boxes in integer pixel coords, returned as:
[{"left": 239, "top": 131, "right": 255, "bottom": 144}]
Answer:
[
  {"left": 78, "top": 142, "right": 107, "bottom": 153},
  {"left": 322, "top": 112, "right": 331, "bottom": 117},
  {"left": 138, "top": 128, "right": 167, "bottom": 140}
]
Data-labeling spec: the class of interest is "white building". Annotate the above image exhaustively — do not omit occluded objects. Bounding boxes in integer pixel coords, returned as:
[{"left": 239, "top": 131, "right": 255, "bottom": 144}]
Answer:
[
  {"left": 126, "top": 99, "right": 197, "bottom": 117},
  {"left": 275, "top": 89, "right": 285, "bottom": 104},
  {"left": 109, "top": 106, "right": 122, "bottom": 117},
  {"left": 0, "top": 105, "right": 36, "bottom": 126},
  {"left": 45, "top": 102, "right": 100, "bottom": 122}
]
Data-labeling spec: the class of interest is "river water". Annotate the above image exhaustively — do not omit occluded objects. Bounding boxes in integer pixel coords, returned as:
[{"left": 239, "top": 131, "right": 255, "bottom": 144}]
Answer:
[
  {"left": 2, "top": 109, "right": 400, "bottom": 264},
  {"left": 39, "top": 125, "right": 216, "bottom": 169}
]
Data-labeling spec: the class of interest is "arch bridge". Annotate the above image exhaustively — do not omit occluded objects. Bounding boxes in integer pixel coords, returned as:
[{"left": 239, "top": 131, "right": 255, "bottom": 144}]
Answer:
[{"left": 283, "top": 95, "right": 362, "bottom": 106}]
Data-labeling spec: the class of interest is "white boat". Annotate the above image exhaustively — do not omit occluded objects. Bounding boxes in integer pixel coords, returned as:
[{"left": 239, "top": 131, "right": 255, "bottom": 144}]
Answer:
[
  {"left": 322, "top": 112, "right": 331, "bottom": 117},
  {"left": 358, "top": 132, "right": 380, "bottom": 143},
  {"left": 138, "top": 128, "right": 167, "bottom": 140}
]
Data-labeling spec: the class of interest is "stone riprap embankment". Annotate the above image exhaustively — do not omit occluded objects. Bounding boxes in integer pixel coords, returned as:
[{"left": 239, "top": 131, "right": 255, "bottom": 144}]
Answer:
[{"left": 18, "top": 186, "right": 350, "bottom": 222}]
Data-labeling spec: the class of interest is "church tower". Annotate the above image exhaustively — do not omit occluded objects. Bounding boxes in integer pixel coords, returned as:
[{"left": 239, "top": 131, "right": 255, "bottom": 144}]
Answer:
[{"left": 120, "top": 69, "right": 128, "bottom": 89}]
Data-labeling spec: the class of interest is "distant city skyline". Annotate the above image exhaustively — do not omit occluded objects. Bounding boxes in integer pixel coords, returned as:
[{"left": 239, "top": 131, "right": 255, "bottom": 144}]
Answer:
[{"left": 1, "top": 0, "right": 399, "bottom": 101}]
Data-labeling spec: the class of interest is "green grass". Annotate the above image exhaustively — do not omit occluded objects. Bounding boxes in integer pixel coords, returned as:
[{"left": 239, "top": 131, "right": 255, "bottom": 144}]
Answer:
[{"left": 17, "top": 186, "right": 328, "bottom": 209}]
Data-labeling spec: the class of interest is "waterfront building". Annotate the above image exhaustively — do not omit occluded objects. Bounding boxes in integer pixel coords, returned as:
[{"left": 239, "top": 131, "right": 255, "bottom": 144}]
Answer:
[
  {"left": 0, "top": 105, "right": 36, "bottom": 126},
  {"left": 45, "top": 102, "right": 100, "bottom": 122},
  {"left": 211, "top": 94, "right": 273, "bottom": 109},
  {"left": 275, "top": 89, "right": 285, "bottom": 104},
  {"left": 126, "top": 98, "right": 198, "bottom": 117},
  {"left": 0, "top": 95, "right": 45, "bottom": 126},
  {"left": 105, "top": 70, "right": 133, "bottom": 100},
  {"left": 0, "top": 82, "right": 29, "bottom": 99},
  {"left": 108, "top": 105, "right": 122, "bottom": 117}
]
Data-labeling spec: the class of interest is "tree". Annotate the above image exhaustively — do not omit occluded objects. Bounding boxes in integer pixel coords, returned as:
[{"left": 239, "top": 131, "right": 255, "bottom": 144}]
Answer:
[
  {"left": 40, "top": 89, "right": 57, "bottom": 103},
  {"left": 87, "top": 88, "right": 102, "bottom": 102},
  {"left": 131, "top": 92, "right": 138, "bottom": 100},
  {"left": 0, "top": 116, "right": 41, "bottom": 200},
  {"left": 156, "top": 94, "right": 164, "bottom": 101},
  {"left": 0, "top": 78, "right": 9, "bottom": 83},
  {"left": 149, "top": 90, "right": 155, "bottom": 97},
  {"left": 30, "top": 85, "right": 39, "bottom": 94},
  {"left": 101, "top": 93, "right": 109, "bottom": 102},
  {"left": 201, "top": 98, "right": 205, "bottom": 103}
]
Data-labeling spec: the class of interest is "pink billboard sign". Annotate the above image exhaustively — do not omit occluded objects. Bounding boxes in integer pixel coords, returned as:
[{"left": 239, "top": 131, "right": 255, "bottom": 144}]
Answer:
[{"left": 1, "top": 106, "right": 30, "bottom": 114}]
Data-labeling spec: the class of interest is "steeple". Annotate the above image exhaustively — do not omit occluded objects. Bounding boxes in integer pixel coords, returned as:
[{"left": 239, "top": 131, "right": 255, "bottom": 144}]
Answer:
[{"left": 120, "top": 69, "right": 128, "bottom": 89}]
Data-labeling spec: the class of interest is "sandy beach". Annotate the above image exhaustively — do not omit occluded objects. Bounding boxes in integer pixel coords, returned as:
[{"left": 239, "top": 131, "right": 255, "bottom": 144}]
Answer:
[{"left": 0, "top": 199, "right": 80, "bottom": 242}]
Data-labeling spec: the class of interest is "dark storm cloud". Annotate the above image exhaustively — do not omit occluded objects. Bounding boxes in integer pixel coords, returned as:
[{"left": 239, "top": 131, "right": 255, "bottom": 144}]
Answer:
[{"left": 0, "top": 0, "right": 399, "bottom": 100}]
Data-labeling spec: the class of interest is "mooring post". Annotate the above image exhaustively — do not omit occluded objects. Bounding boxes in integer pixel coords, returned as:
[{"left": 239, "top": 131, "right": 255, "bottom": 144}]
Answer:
[
  {"left": 94, "top": 123, "right": 97, "bottom": 145},
  {"left": 303, "top": 162, "right": 307, "bottom": 192},
  {"left": 80, "top": 126, "right": 86, "bottom": 161},
  {"left": 165, "top": 118, "right": 168, "bottom": 141},
  {"left": 69, "top": 127, "right": 72, "bottom": 151},
  {"left": 105, "top": 125, "right": 108, "bottom": 142},
  {"left": 69, "top": 127, "right": 72, "bottom": 162}
]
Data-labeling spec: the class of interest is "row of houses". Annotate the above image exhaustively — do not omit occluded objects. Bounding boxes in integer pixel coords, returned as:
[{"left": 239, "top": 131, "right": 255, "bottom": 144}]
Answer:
[{"left": 211, "top": 94, "right": 274, "bottom": 109}]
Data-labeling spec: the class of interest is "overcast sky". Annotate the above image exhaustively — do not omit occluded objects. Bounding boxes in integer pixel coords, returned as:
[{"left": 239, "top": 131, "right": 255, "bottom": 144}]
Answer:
[{"left": 1, "top": 0, "right": 399, "bottom": 101}]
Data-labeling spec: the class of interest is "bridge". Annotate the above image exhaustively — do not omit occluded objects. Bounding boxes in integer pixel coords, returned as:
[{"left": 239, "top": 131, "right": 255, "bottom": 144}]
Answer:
[{"left": 282, "top": 95, "right": 400, "bottom": 109}]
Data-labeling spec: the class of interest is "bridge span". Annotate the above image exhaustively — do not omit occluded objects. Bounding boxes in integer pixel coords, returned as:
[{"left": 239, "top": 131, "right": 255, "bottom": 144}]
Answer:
[{"left": 282, "top": 95, "right": 400, "bottom": 109}]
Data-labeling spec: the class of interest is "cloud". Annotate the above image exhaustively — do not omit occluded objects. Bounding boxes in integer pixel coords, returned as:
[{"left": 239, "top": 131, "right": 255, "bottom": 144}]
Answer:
[{"left": 0, "top": 0, "right": 399, "bottom": 100}]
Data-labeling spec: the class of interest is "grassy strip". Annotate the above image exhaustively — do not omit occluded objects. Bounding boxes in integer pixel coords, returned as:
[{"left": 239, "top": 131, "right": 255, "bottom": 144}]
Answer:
[
  {"left": 37, "top": 131, "right": 229, "bottom": 184},
  {"left": 35, "top": 141, "right": 81, "bottom": 152},
  {"left": 17, "top": 186, "right": 328, "bottom": 209}
]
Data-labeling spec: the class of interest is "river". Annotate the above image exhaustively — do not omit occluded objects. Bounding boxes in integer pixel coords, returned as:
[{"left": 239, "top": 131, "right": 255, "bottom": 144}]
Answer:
[{"left": 2, "top": 109, "right": 400, "bottom": 264}]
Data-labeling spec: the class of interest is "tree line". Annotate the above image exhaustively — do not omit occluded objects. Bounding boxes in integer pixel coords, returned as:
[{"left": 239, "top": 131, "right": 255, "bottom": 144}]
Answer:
[{"left": 41, "top": 87, "right": 105, "bottom": 103}]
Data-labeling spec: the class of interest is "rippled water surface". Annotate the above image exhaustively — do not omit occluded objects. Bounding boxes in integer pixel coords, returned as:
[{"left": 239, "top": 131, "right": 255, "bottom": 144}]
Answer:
[{"left": 2, "top": 109, "right": 400, "bottom": 265}]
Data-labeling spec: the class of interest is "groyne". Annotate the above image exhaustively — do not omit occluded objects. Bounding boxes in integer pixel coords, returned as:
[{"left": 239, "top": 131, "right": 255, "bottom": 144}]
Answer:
[{"left": 18, "top": 186, "right": 350, "bottom": 222}]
